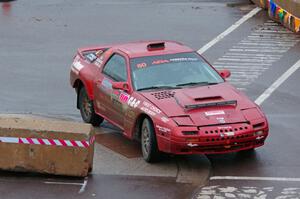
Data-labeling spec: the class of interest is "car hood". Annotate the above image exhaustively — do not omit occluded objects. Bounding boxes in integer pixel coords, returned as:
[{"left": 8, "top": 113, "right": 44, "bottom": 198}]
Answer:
[{"left": 139, "top": 83, "right": 258, "bottom": 126}]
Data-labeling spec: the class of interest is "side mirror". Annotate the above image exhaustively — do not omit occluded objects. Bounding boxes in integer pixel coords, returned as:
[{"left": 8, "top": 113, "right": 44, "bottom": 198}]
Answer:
[
  {"left": 112, "top": 82, "right": 129, "bottom": 91},
  {"left": 218, "top": 69, "right": 231, "bottom": 79}
]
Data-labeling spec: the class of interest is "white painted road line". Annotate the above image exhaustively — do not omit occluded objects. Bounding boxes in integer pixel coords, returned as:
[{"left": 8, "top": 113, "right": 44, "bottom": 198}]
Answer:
[
  {"left": 44, "top": 181, "right": 83, "bottom": 186},
  {"left": 44, "top": 177, "right": 88, "bottom": 194},
  {"left": 78, "top": 177, "right": 88, "bottom": 194},
  {"left": 197, "top": 7, "right": 261, "bottom": 54},
  {"left": 211, "top": 176, "right": 300, "bottom": 182},
  {"left": 255, "top": 59, "right": 300, "bottom": 105}
]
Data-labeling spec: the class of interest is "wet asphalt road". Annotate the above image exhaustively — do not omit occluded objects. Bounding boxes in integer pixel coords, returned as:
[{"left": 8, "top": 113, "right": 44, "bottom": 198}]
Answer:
[
  {"left": 194, "top": 9, "right": 300, "bottom": 199},
  {"left": 0, "top": 171, "right": 194, "bottom": 199},
  {"left": 1, "top": 0, "right": 300, "bottom": 198},
  {"left": 0, "top": 0, "right": 251, "bottom": 119}
]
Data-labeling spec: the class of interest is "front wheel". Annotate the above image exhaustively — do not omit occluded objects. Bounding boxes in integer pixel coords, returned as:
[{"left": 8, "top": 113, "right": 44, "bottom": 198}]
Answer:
[
  {"left": 141, "top": 118, "right": 161, "bottom": 163},
  {"left": 78, "top": 87, "right": 103, "bottom": 126}
]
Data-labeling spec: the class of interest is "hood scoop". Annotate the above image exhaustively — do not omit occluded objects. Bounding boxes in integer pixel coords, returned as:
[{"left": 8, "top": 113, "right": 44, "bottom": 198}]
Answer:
[
  {"left": 185, "top": 100, "right": 237, "bottom": 110},
  {"left": 151, "top": 91, "right": 176, "bottom": 100},
  {"left": 194, "top": 96, "right": 223, "bottom": 102}
]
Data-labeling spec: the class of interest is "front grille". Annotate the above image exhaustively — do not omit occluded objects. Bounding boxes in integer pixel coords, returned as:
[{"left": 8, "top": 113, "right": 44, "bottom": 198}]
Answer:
[
  {"left": 197, "top": 123, "right": 254, "bottom": 142},
  {"left": 201, "top": 125, "right": 249, "bottom": 135},
  {"left": 203, "top": 133, "right": 253, "bottom": 142}
]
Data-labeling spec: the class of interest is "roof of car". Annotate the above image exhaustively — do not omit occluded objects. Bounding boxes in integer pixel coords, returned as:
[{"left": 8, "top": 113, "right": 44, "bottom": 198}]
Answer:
[{"left": 112, "top": 40, "right": 194, "bottom": 58}]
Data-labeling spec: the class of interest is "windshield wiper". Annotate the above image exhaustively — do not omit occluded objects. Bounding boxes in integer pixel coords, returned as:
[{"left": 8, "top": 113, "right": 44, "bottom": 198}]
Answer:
[
  {"left": 137, "top": 85, "right": 181, "bottom": 91},
  {"left": 176, "top": 81, "right": 218, "bottom": 87}
]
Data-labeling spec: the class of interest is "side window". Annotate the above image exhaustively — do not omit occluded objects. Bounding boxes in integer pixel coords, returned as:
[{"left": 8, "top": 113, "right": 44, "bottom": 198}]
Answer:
[{"left": 102, "top": 54, "right": 128, "bottom": 82}]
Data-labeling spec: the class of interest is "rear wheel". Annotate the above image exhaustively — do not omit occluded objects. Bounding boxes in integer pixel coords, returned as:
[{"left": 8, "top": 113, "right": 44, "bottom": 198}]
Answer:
[
  {"left": 78, "top": 87, "right": 103, "bottom": 126},
  {"left": 141, "top": 118, "right": 161, "bottom": 163}
]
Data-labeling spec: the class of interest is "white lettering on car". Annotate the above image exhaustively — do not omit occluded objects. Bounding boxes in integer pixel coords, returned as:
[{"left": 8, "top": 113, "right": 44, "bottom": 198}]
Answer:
[
  {"left": 94, "top": 58, "right": 103, "bottom": 67},
  {"left": 205, "top": 110, "right": 225, "bottom": 116},
  {"left": 217, "top": 126, "right": 232, "bottom": 129},
  {"left": 216, "top": 117, "right": 226, "bottom": 124},
  {"left": 156, "top": 125, "right": 171, "bottom": 133},
  {"left": 143, "top": 101, "right": 161, "bottom": 114},
  {"left": 224, "top": 131, "right": 235, "bottom": 136},
  {"left": 72, "top": 61, "right": 84, "bottom": 74},
  {"left": 128, "top": 97, "right": 140, "bottom": 108},
  {"left": 140, "top": 107, "right": 156, "bottom": 116},
  {"left": 161, "top": 117, "right": 169, "bottom": 123}
]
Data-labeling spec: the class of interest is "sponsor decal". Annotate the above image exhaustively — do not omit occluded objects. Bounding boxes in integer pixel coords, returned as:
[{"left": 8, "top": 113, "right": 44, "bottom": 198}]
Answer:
[
  {"left": 95, "top": 50, "right": 104, "bottom": 57},
  {"left": 86, "top": 53, "right": 97, "bottom": 62},
  {"left": 140, "top": 107, "right": 156, "bottom": 116},
  {"left": 72, "top": 61, "right": 84, "bottom": 74},
  {"left": 137, "top": 62, "right": 147, "bottom": 69},
  {"left": 216, "top": 117, "right": 226, "bottom": 124},
  {"left": 156, "top": 125, "right": 171, "bottom": 133},
  {"left": 112, "top": 98, "right": 122, "bottom": 106},
  {"left": 143, "top": 101, "right": 161, "bottom": 114},
  {"left": 220, "top": 130, "right": 235, "bottom": 138},
  {"left": 152, "top": 60, "right": 170, "bottom": 65},
  {"left": 169, "top": 57, "right": 198, "bottom": 62},
  {"left": 95, "top": 58, "right": 103, "bottom": 67},
  {"left": 205, "top": 110, "right": 225, "bottom": 116},
  {"left": 119, "top": 92, "right": 130, "bottom": 103},
  {"left": 224, "top": 131, "right": 235, "bottom": 136},
  {"left": 128, "top": 97, "right": 140, "bottom": 108},
  {"left": 217, "top": 126, "right": 232, "bottom": 129},
  {"left": 161, "top": 116, "right": 169, "bottom": 123},
  {"left": 126, "top": 110, "right": 136, "bottom": 119}
]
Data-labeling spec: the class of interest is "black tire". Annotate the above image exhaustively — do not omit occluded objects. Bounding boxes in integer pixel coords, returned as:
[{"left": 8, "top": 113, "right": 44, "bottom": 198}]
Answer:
[
  {"left": 141, "top": 118, "right": 161, "bottom": 163},
  {"left": 78, "top": 87, "right": 103, "bottom": 126}
]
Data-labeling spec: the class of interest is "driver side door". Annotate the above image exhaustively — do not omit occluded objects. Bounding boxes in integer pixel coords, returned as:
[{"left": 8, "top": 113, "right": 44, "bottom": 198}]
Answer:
[{"left": 94, "top": 53, "right": 129, "bottom": 128}]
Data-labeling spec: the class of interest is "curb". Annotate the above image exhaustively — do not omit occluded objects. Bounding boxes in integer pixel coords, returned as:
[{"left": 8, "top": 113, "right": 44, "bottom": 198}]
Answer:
[
  {"left": 176, "top": 155, "right": 211, "bottom": 186},
  {"left": 251, "top": 0, "right": 300, "bottom": 33},
  {"left": 1, "top": 114, "right": 212, "bottom": 187},
  {"left": 93, "top": 136, "right": 212, "bottom": 186}
]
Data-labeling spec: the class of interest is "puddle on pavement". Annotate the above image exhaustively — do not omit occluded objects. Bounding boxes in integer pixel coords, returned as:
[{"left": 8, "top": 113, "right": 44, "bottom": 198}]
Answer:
[{"left": 95, "top": 132, "right": 142, "bottom": 158}]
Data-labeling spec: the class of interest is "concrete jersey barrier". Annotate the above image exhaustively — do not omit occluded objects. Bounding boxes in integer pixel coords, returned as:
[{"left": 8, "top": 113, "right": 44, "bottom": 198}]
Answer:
[
  {"left": 269, "top": 0, "right": 300, "bottom": 32},
  {"left": 0, "top": 116, "right": 95, "bottom": 177},
  {"left": 273, "top": 0, "right": 300, "bottom": 18},
  {"left": 251, "top": 0, "right": 300, "bottom": 33}
]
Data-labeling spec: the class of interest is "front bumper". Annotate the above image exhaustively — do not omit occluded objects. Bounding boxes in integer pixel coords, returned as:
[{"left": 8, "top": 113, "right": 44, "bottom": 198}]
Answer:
[{"left": 158, "top": 122, "right": 268, "bottom": 154}]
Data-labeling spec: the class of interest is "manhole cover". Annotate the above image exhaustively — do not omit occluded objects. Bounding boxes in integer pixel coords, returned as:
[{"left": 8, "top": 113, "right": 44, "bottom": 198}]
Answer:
[{"left": 96, "top": 132, "right": 142, "bottom": 158}]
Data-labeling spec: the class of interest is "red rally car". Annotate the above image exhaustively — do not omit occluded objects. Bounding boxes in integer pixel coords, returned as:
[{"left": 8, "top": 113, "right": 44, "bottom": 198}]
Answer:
[{"left": 70, "top": 40, "right": 269, "bottom": 162}]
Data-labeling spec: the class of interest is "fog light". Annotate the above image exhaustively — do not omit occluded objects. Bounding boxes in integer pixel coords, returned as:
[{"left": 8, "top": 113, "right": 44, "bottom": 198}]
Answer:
[
  {"left": 255, "top": 130, "right": 264, "bottom": 136},
  {"left": 182, "top": 131, "right": 198, "bottom": 135},
  {"left": 186, "top": 138, "right": 199, "bottom": 142}
]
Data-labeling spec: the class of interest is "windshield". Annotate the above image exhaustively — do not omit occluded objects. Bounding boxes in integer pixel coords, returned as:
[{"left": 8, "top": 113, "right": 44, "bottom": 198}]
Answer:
[{"left": 130, "top": 52, "right": 224, "bottom": 91}]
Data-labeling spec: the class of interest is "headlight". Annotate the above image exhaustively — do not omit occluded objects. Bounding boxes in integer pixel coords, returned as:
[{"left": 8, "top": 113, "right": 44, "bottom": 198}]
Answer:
[{"left": 254, "top": 130, "right": 264, "bottom": 136}]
